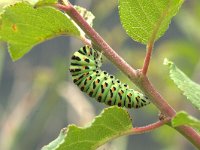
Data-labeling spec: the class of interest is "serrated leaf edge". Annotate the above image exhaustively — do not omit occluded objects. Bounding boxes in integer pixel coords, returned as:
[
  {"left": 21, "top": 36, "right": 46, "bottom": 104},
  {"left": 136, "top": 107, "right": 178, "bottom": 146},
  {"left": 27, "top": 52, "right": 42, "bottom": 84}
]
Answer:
[
  {"left": 43, "top": 107, "right": 132, "bottom": 150},
  {"left": 164, "top": 58, "right": 200, "bottom": 110}
]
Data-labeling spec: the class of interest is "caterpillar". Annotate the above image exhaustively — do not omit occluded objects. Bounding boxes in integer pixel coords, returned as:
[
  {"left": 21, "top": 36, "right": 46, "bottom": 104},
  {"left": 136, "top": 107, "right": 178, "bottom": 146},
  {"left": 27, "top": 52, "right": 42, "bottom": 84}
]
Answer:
[{"left": 69, "top": 45, "right": 150, "bottom": 108}]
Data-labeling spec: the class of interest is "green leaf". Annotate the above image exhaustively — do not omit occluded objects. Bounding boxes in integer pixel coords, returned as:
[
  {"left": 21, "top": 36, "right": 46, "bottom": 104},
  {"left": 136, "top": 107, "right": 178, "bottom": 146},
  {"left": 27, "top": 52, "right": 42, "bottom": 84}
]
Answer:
[
  {"left": 35, "top": 2, "right": 95, "bottom": 38},
  {"left": 0, "top": 2, "right": 80, "bottom": 61},
  {"left": 42, "top": 128, "right": 67, "bottom": 150},
  {"left": 0, "top": 0, "right": 38, "bottom": 13},
  {"left": 164, "top": 58, "right": 200, "bottom": 110},
  {"left": 119, "top": 0, "right": 184, "bottom": 44},
  {"left": 35, "top": 0, "right": 58, "bottom": 7},
  {"left": 172, "top": 111, "right": 200, "bottom": 132},
  {"left": 42, "top": 106, "right": 132, "bottom": 150}
]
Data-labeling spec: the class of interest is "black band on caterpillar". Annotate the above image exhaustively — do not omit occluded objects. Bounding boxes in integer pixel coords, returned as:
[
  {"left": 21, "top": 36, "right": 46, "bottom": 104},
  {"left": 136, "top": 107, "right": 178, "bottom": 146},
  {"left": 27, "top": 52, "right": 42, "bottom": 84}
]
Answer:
[{"left": 69, "top": 45, "right": 150, "bottom": 108}]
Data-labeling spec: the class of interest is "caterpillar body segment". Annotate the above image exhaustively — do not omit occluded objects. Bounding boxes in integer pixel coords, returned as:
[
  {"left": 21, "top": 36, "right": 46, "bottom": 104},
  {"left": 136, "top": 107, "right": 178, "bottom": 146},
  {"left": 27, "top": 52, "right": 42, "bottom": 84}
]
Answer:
[{"left": 69, "top": 45, "right": 150, "bottom": 109}]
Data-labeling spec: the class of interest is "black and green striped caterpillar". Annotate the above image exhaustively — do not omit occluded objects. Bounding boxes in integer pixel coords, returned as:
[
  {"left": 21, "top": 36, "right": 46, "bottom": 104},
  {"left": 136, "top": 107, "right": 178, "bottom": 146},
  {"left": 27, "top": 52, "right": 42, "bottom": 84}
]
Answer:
[{"left": 69, "top": 45, "right": 150, "bottom": 108}]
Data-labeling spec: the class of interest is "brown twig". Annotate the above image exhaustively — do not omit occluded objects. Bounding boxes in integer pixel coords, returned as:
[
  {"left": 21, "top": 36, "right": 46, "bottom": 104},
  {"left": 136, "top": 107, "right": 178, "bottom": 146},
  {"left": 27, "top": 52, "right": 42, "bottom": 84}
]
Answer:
[
  {"left": 138, "top": 76, "right": 200, "bottom": 148},
  {"left": 142, "top": 42, "right": 154, "bottom": 75},
  {"left": 127, "top": 118, "right": 171, "bottom": 135}
]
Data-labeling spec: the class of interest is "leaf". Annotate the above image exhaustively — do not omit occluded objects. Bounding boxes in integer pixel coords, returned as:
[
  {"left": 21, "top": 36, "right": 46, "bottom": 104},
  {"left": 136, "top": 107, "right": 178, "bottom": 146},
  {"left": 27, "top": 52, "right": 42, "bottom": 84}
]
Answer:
[
  {"left": 35, "top": 0, "right": 58, "bottom": 7},
  {"left": 42, "top": 128, "right": 67, "bottom": 150},
  {"left": 164, "top": 58, "right": 200, "bottom": 110},
  {"left": 0, "top": 2, "right": 80, "bottom": 61},
  {"left": 42, "top": 106, "right": 132, "bottom": 150},
  {"left": 119, "top": 0, "right": 184, "bottom": 44},
  {"left": 172, "top": 111, "right": 200, "bottom": 132},
  {"left": 0, "top": 0, "right": 39, "bottom": 13},
  {"left": 36, "top": 3, "right": 95, "bottom": 36}
]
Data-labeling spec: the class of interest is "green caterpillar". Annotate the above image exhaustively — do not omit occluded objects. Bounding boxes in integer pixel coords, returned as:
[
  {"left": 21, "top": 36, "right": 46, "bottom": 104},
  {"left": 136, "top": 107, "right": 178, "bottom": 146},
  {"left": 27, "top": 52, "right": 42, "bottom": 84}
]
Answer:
[{"left": 69, "top": 45, "right": 150, "bottom": 108}]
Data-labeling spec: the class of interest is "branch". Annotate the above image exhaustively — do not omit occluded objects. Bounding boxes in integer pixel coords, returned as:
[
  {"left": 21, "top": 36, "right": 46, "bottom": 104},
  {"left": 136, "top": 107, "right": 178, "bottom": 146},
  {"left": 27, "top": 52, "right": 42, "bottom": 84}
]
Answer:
[
  {"left": 56, "top": 3, "right": 138, "bottom": 81},
  {"left": 55, "top": 2, "right": 200, "bottom": 149},
  {"left": 142, "top": 42, "right": 154, "bottom": 75},
  {"left": 103, "top": 117, "right": 171, "bottom": 146},
  {"left": 127, "top": 118, "right": 171, "bottom": 135},
  {"left": 138, "top": 76, "right": 200, "bottom": 148}
]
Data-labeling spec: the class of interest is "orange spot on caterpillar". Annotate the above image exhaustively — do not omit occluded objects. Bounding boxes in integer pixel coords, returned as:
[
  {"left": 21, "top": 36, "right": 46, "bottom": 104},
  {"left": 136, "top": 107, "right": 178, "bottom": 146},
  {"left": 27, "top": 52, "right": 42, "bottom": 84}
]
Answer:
[
  {"left": 103, "top": 83, "right": 107, "bottom": 88},
  {"left": 119, "top": 90, "right": 123, "bottom": 94},
  {"left": 111, "top": 87, "right": 115, "bottom": 92}
]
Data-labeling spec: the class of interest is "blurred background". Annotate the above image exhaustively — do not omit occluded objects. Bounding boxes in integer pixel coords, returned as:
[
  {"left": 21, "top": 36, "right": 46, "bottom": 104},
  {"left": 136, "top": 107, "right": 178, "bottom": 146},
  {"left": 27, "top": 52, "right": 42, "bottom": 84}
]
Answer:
[{"left": 0, "top": 0, "right": 200, "bottom": 150}]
